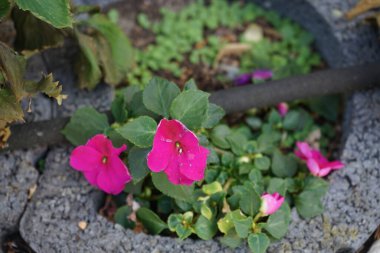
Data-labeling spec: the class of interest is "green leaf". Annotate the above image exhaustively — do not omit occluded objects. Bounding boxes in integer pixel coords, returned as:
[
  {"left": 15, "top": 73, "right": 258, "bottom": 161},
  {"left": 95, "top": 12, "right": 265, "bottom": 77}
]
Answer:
[
  {"left": 12, "top": 9, "right": 64, "bottom": 51},
  {"left": 308, "top": 95, "right": 340, "bottom": 122},
  {"left": 254, "top": 156, "right": 271, "bottom": 171},
  {"left": 24, "top": 73, "right": 66, "bottom": 105},
  {"left": 151, "top": 172, "right": 194, "bottom": 202},
  {"left": 194, "top": 215, "right": 217, "bottom": 240},
  {"left": 168, "top": 212, "right": 194, "bottom": 239},
  {"left": 226, "top": 132, "right": 248, "bottom": 155},
  {"left": 248, "top": 233, "right": 270, "bottom": 253},
  {"left": 271, "top": 149, "right": 298, "bottom": 177},
  {"left": 217, "top": 213, "right": 234, "bottom": 234},
  {"left": 170, "top": 89, "right": 209, "bottom": 129},
  {"left": 0, "top": 89, "right": 24, "bottom": 125},
  {"left": 267, "top": 178, "right": 287, "bottom": 196},
  {"left": 128, "top": 147, "right": 150, "bottom": 183},
  {"left": 85, "top": 14, "right": 134, "bottom": 85},
  {"left": 230, "top": 210, "right": 253, "bottom": 238},
  {"left": 202, "top": 181, "right": 223, "bottom": 195},
  {"left": 75, "top": 31, "right": 102, "bottom": 90},
  {"left": 184, "top": 79, "right": 198, "bottom": 90},
  {"left": 14, "top": 0, "right": 73, "bottom": 28},
  {"left": 210, "top": 124, "right": 231, "bottom": 149},
  {"left": 202, "top": 103, "right": 225, "bottom": 128},
  {"left": 142, "top": 77, "right": 180, "bottom": 118},
  {"left": 62, "top": 107, "right": 109, "bottom": 146},
  {"left": 116, "top": 116, "right": 157, "bottom": 148},
  {"left": 263, "top": 203, "right": 291, "bottom": 239},
  {"left": 239, "top": 184, "right": 261, "bottom": 216},
  {"left": 0, "top": 41, "right": 26, "bottom": 99},
  {"left": 295, "top": 176, "right": 329, "bottom": 218},
  {"left": 111, "top": 96, "right": 128, "bottom": 123},
  {"left": 0, "top": 0, "right": 11, "bottom": 21},
  {"left": 283, "top": 109, "right": 313, "bottom": 131},
  {"left": 200, "top": 203, "right": 213, "bottom": 220},
  {"left": 136, "top": 207, "right": 167, "bottom": 235},
  {"left": 114, "top": 206, "right": 135, "bottom": 229},
  {"left": 219, "top": 231, "right": 242, "bottom": 249},
  {"left": 129, "top": 91, "right": 157, "bottom": 118}
]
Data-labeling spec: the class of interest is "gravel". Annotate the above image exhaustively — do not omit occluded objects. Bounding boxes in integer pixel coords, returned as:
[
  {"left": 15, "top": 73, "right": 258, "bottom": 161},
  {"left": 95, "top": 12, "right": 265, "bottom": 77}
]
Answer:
[{"left": 15, "top": 0, "right": 380, "bottom": 252}]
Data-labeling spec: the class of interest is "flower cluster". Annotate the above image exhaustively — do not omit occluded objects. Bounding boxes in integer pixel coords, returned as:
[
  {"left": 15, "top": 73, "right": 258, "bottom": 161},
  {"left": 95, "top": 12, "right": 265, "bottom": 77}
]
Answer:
[
  {"left": 234, "top": 69, "right": 273, "bottom": 86},
  {"left": 295, "top": 141, "right": 344, "bottom": 177}
]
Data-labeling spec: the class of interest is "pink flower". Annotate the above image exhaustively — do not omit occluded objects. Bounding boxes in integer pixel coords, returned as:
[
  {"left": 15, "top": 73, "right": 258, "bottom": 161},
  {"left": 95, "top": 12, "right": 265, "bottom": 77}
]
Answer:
[
  {"left": 70, "top": 134, "right": 132, "bottom": 195},
  {"left": 295, "top": 141, "right": 344, "bottom": 177},
  {"left": 147, "top": 119, "right": 209, "bottom": 185},
  {"left": 234, "top": 69, "right": 273, "bottom": 86},
  {"left": 252, "top": 69, "right": 273, "bottom": 80},
  {"left": 260, "top": 192, "right": 284, "bottom": 216},
  {"left": 277, "top": 102, "right": 288, "bottom": 117}
]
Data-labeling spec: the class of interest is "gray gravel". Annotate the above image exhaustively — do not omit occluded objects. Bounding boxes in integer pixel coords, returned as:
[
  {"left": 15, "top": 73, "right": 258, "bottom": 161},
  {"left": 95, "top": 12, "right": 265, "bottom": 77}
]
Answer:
[{"left": 14, "top": 0, "right": 380, "bottom": 252}]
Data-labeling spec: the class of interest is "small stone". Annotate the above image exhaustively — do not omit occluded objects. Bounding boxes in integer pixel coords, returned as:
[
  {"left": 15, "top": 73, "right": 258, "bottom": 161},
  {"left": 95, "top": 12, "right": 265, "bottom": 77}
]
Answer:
[
  {"left": 243, "top": 24, "right": 263, "bottom": 42},
  {"left": 78, "top": 221, "right": 88, "bottom": 230}
]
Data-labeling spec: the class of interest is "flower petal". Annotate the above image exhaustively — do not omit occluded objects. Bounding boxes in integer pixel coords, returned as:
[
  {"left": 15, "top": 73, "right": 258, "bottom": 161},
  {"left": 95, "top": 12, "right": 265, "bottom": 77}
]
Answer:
[
  {"left": 179, "top": 146, "right": 209, "bottom": 181},
  {"left": 83, "top": 171, "right": 98, "bottom": 186},
  {"left": 97, "top": 156, "right": 132, "bottom": 195},
  {"left": 296, "top": 141, "right": 313, "bottom": 160},
  {"left": 164, "top": 157, "right": 194, "bottom": 185},
  {"left": 70, "top": 146, "right": 103, "bottom": 172},
  {"left": 306, "top": 158, "right": 322, "bottom": 177},
  {"left": 147, "top": 142, "right": 174, "bottom": 173},
  {"left": 252, "top": 69, "right": 273, "bottom": 80},
  {"left": 156, "top": 119, "right": 184, "bottom": 142},
  {"left": 86, "top": 134, "right": 114, "bottom": 156},
  {"left": 327, "top": 161, "right": 344, "bottom": 170}
]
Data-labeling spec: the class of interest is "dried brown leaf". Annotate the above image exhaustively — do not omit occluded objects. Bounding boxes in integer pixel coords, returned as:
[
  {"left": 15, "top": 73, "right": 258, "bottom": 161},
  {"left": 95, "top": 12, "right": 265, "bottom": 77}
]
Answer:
[{"left": 345, "top": 0, "right": 380, "bottom": 20}]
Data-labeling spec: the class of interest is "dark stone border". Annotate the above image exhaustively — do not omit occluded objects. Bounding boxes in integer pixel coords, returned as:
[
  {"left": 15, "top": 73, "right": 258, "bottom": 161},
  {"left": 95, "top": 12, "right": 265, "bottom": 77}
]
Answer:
[{"left": 12, "top": 0, "right": 380, "bottom": 252}]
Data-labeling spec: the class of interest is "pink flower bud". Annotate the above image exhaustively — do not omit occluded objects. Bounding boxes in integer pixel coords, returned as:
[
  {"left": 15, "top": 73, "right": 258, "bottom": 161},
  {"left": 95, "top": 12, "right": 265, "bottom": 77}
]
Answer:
[
  {"left": 277, "top": 102, "right": 289, "bottom": 117},
  {"left": 260, "top": 192, "right": 285, "bottom": 216}
]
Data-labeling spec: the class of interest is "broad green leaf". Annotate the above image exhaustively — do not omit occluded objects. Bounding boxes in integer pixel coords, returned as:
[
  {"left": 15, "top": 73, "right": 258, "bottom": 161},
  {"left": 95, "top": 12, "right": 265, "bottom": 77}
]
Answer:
[
  {"left": 128, "top": 147, "right": 150, "bottom": 183},
  {"left": 85, "top": 14, "right": 134, "bottom": 85},
  {"left": 239, "top": 184, "right": 261, "bottom": 216},
  {"left": 62, "top": 107, "right": 109, "bottom": 146},
  {"left": 202, "top": 103, "right": 225, "bottom": 128},
  {"left": 151, "top": 172, "right": 194, "bottom": 202},
  {"left": 12, "top": 9, "right": 64, "bottom": 50},
  {"left": 142, "top": 77, "right": 180, "bottom": 118},
  {"left": 295, "top": 176, "right": 328, "bottom": 218},
  {"left": 200, "top": 203, "right": 213, "bottom": 220},
  {"left": 111, "top": 96, "right": 128, "bottom": 123},
  {"left": 116, "top": 116, "right": 157, "bottom": 148},
  {"left": 114, "top": 206, "right": 135, "bottom": 229},
  {"left": 217, "top": 213, "right": 234, "bottom": 234},
  {"left": 136, "top": 207, "right": 167, "bottom": 235},
  {"left": 263, "top": 203, "right": 291, "bottom": 239},
  {"left": 283, "top": 109, "right": 313, "bottom": 131},
  {"left": 15, "top": 0, "right": 73, "bottom": 28},
  {"left": 254, "top": 156, "right": 271, "bottom": 171},
  {"left": 0, "top": 89, "right": 24, "bottom": 124},
  {"left": 219, "top": 231, "right": 242, "bottom": 248},
  {"left": 308, "top": 95, "right": 340, "bottom": 122},
  {"left": 246, "top": 116, "right": 262, "bottom": 130},
  {"left": 267, "top": 178, "right": 287, "bottom": 196},
  {"left": 184, "top": 79, "right": 198, "bottom": 90},
  {"left": 202, "top": 181, "right": 223, "bottom": 195},
  {"left": 24, "top": 73, "right": 66, "bottom": 105},
  {"left": 194, "top": 215, "right": 217, "bottom": 240},
  {"left": 210, "top": 124, "right": 231, "bottom": 149},
  {"left": 248, "top": 233, "right": 270, "bottom": 253},
  {"left": 271, "top": 149, "right": 298, "bottom": 177},
  {"left": 129, "top": 91, "right": 157, "bottom": 118},
  {"left": 0, "top": 0, "right": 10, "bottom": 20},
  {"left": 230, "top": 210, "right": 253, "bottom": 238},
  {"left": 170, "top": 89, "right": 209, "bottom": 129},
  {"left": 0, "top": 41, "right": 26, "bottom": 99},
  {"left": 226, "top": 132, "right": 248, "bottom": 156},
  {"left": 75, "top": 31, "right": 102, "bottom": 89}
]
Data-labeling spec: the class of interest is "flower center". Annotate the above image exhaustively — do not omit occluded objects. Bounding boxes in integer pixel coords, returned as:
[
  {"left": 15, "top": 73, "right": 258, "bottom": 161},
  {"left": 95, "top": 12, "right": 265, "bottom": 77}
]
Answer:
[
  {"left": 102, "top": 156, "right": 108, "bottom": 164},
  {"left": 175, "top": 142, "right": 183, "bottom": 154}
]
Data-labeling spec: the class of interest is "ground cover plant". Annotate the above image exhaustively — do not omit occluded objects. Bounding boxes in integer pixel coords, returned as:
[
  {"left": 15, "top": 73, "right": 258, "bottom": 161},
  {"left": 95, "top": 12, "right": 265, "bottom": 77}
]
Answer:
[
  {"left": 63, "top": 77, "right": 343, "bottom": 253},
  {"left": 126, "top": 0, "right": 321, "bottom": 89}
]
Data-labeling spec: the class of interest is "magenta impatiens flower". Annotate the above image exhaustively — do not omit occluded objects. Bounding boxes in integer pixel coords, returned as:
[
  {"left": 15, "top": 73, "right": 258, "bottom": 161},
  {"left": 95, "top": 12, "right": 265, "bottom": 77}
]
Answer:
[
  {"left": 147, "top": 119, "right": 209, "bottom": 185},
  {"left": 295, "top": 141, "right": 344, "bottom": 177},
  {"left": 277, "top": 102, "right": 289, "bottom": 117},
  {"left": 234, "top": 69, "right": 273, "bottom": 86},
  {"left": 252, "top": 69, "right": 273, "bottom": 80},
  {"left": 70, "top": 134, "right": 132, "bottom": 195},
  {"left": 260, "top": 192, "right": 285, "bottom": 216}
]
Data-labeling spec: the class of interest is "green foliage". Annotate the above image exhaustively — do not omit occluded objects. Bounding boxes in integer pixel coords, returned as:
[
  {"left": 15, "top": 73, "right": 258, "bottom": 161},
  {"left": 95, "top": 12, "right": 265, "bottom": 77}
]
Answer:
[
  {"left": 127, "top": 147, "right": 150, "bottom": 184},
  {"left": 117, "top": 116, "right": 157, "bottom": 148},
  {"left": 136, "top": 207, "right": 167, "bottom": 235},
  {"left": 14, "top": 0, "right": 73, "bottom": 28},
  {"left": 152, "top": 173, "right": 194, "bottom": 202},
  {"left": 0, "top": 0, "right": 11, "bottom": 21},
  {"left": 248, "top": 233, "right": 270, "bottom": 253},
  {"left": 61, "top": 107, "right": 109, "bottom": 146},
  {"left": 114, "top": 206, "right": 135, "bottom": 229}
]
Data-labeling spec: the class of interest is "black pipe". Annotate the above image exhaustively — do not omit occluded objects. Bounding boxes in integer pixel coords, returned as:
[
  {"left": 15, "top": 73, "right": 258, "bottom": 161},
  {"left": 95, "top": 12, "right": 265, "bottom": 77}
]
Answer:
[
  {"left": 210, "top": 63, "right": 380, "bottom": 113},
  {"left": 4, "top": 63, "right": 380, "bottom": 150}
]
